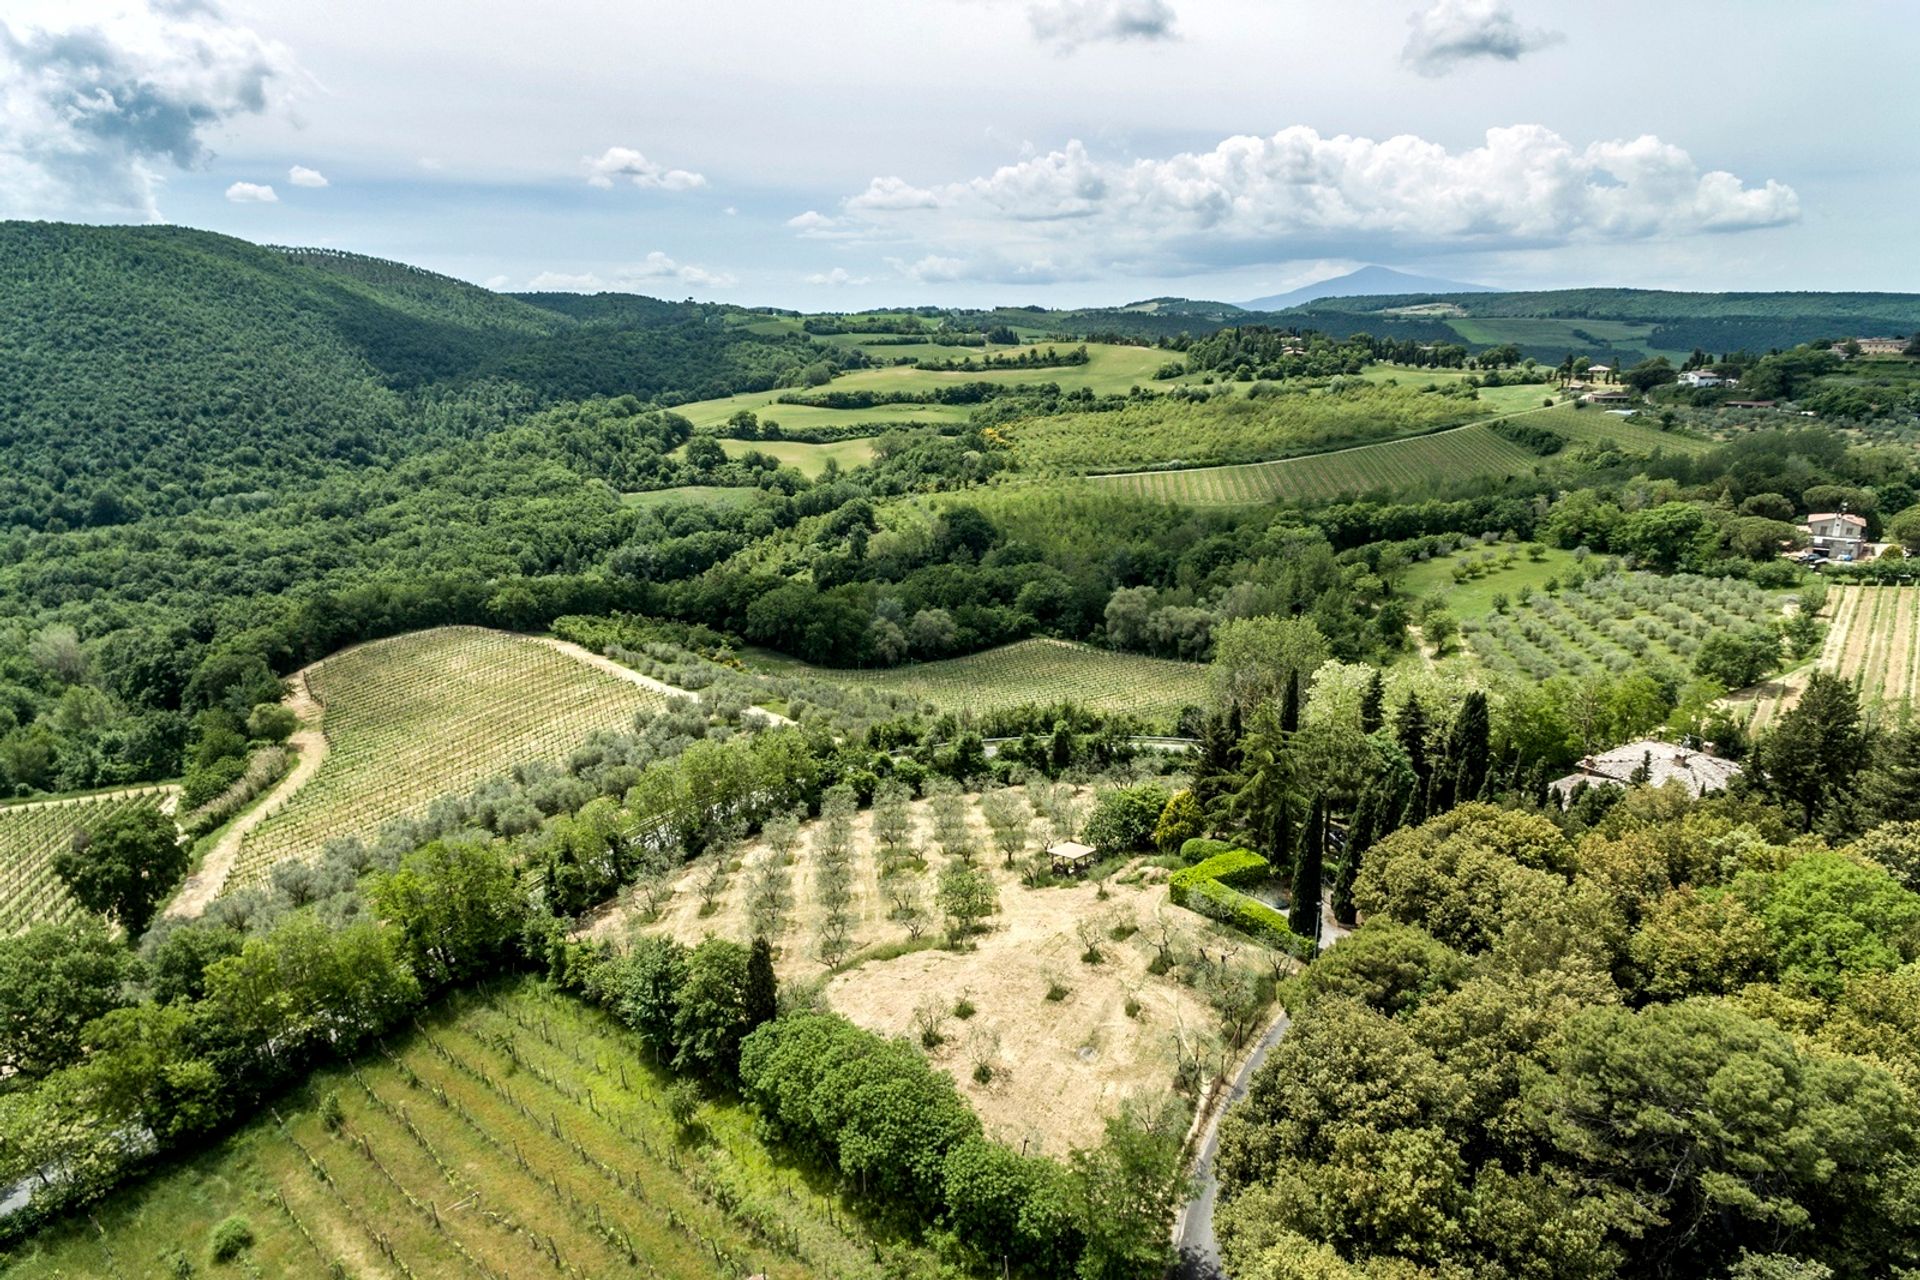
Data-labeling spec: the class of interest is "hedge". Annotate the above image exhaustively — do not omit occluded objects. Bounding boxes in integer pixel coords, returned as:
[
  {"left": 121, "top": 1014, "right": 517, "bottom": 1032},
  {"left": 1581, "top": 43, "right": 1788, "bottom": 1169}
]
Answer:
[
  {"left": 1178, "top": 836, "right": 1239, "bottom": 866},
  {"left": 1169, "top": 848, "right": 1269, "bottom": 903},
  {"left": 1168, "top": 847, "right": 1313, "bottom": 958}
]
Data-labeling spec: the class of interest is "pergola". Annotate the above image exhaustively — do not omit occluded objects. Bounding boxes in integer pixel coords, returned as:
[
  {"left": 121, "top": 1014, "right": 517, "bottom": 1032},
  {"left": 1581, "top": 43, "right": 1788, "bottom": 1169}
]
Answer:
[{"left": 1047, "top": 841, "right": 1097, "bottom": 875}]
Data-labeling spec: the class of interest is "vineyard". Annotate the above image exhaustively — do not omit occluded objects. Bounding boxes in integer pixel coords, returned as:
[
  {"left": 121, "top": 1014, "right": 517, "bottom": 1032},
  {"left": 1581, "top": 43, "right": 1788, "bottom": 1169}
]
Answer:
[
  {"left": 2, "top": 980, "right": 909, "bottom": 1279},
  {"left": 1089, "top": 407, "right": 1713, "bottom": 507},
  {"left": 1462, "top": 572, "right": 1782, "bottom": 682},
  {"left": 0, "top": 787, "right": 178, "bottom": 934},
  {"left": 1737, "top": 584, "right": 1920, "bottom": 732},
  {"left": 230, "top": 629, "right": 670, "bottom": 891},
  {"left": 746, "top": 638, "right": 1207, "bottom": 728}
]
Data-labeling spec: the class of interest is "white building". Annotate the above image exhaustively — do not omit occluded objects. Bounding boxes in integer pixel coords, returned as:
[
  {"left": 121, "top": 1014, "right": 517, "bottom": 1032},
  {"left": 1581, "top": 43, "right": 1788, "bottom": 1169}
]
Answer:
[
  {"left": 1804, "top": 511, "right": 1867, "bottom": 558},
  {"left": 1550, "top": 740, "right": 1741, "bottom": 805},
  {"left": 1678, "top": 370, "right": 1726, "bottom": 389}
]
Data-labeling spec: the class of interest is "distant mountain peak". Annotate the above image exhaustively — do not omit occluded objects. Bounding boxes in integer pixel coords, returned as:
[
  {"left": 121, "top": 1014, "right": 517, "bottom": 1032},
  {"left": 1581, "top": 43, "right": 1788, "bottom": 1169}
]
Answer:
[{"left": 1242, "top": 265, "right": 1495, "bottom": 311}]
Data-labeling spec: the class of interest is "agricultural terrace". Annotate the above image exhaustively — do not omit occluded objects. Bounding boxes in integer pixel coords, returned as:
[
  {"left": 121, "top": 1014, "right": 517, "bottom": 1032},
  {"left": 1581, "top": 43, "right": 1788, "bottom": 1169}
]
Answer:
[
  {"left": 2, "top": 980, "right": 918, "bottom": 1280},
  {"left": 744, "top": 639, "right": 1207, "bottom": 730},
  {"left": 1736, "top": 584, "right": 1920, "bottom": 732},
  {"left": 1462, "top": 572, "right": 1782, "bottom": 683},
  {"left": 602, "top": 786, "right": 1250, "bottom": 1155},
  {"left": 1003, "top": 382, "right": 1487, "bottom": 473},
  {"left": 1090, "top": 403, "right": 1712, "bottom": 507},
  {"left": 0, "top": 787, "right": 177, "bottom": 934},
  {"left": 230, "top": 629, "right": 671, "bottom": 891},
  {"left": 668, "top": 341, "right": 1202, "bottom": 434}
]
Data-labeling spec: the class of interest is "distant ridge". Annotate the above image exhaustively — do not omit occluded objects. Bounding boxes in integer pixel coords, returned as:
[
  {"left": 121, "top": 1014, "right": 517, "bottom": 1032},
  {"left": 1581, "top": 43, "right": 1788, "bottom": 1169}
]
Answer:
[{"left": 1243, "top": 265, "right": 1495, "bottom": 311}]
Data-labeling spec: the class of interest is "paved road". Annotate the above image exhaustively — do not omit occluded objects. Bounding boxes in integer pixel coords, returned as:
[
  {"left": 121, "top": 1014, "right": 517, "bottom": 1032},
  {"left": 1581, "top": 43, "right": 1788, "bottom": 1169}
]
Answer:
[{"left": 1169, "top": 1006, "right": 1292, "bottom": 1279}]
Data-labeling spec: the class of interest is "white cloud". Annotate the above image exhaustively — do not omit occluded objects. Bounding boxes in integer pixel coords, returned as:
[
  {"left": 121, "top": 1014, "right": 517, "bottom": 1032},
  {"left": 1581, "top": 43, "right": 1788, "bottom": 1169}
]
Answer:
[
  {"left": 804, "top": 267, "right": 870, "bottom": 286},
  {"left": 1028, "top": 0, "right": 1178, "bottom": 52},
  {"left": 891, "top": 254, "right": 968, "bottom": 284},
  {"left": 583, "top": 145, "right": 706, "bottom": 191},
  {"left": 1403, "top": 0, "right": 1561, "bottom": 77},
  {"left": 483, "top": 274, "right": 510, "bottom": 290},
  {"left": 525, "top": 251, "right": 736, "bottom": 293},
  {"left": 0, "top": 0, "right": 304, "bottom": 220},
  {"left": 835, "top": 125, "right": 1799, "bottom": 283},
  {"left": 287, "top": 163, "right": 327, "bottom": 187},
  {"left": 224, "top": 180, "right": 276, "bottom": 202}
]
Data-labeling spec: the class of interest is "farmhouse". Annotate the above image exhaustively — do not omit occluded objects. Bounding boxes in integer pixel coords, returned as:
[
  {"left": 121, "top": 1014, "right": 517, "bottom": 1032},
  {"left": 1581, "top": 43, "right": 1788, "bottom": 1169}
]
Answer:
[
  {"left": 1678, "top": 370, "right": 1727, "bottom": 389},
  {"left": 1550, "top": 740, "right": 1741, "bottom": 804},
  {"left": 1804, "top": 511, "right": 1868, "bottom": 558},
  {"left": 1582, "top": 389, "right": 1633, "bottom": 405},
  {"left": 1855, "top": 337, "right": 1909, "bottom": 356}
]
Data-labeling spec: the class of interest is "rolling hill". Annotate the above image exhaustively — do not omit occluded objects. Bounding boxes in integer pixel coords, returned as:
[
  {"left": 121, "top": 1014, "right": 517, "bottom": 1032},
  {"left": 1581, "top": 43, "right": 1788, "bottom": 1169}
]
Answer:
[{"left": 1242, "top": 264, "right": 1494, "bottom": 310}]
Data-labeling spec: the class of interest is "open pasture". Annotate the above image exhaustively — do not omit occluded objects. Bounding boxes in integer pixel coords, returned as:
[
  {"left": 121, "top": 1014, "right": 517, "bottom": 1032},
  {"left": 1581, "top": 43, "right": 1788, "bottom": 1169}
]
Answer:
[
  {"left": 229, "top": 628, "right": 670, "bottom": 892},
  {"left": 0, "top": 787, "right": 178, "bottom": 934},
  {"left": 711, "top": 435, "right": 878, "bottom": 477},
  {"left": 744, "top": 638, "right": 1207, "bottom": 729},
  {"left": 1462, "top": 572, "right": 1781, "bottom": 683},
  {"left": 0, "top": 980, "right": 901, "bottom": 1280}
]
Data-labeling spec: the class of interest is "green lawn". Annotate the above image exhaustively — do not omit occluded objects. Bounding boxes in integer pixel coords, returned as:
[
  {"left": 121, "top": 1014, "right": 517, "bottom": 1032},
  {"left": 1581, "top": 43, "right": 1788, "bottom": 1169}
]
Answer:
[
  {"left": 1397, "top": 546, "right": 1589, "bottom": 618},
  {"left": 715, "top": 436, "right": 878, "bottom": 477}
]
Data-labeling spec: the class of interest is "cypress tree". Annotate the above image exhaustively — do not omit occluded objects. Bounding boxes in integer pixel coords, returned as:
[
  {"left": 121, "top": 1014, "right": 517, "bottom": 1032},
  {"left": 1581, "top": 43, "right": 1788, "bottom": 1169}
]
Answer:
[
  {"left": 1450, "top": 691, "right": 1491, "bottom": 802},
  {"left": 744, "top": 935, "right": 778, "bottom": 1033},
  {"left": 1396, "top": 694, "right": 1429, "bottom": 784},
  {"left": 1280, "top": 668, "right": 1301, "bottom": 735},
  {"left": 1359, "top": 669, "right": 1386, "bottom": 735},
  {"left": 1290, "top": 794, "right": 1324, "bottom": 942},
  {"left": 1269, "top": 787, "right": 1294, "bottom": 882}
]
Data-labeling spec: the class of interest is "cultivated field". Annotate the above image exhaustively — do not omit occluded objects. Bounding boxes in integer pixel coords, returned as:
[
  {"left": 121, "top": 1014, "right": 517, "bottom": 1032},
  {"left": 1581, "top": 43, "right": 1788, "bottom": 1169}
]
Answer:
[
  {"left": 1736, "top": 584, "right": 1920, "bottom": 731},
  {"left": 1463, "top": 572, "right": 1782, "bottom": 683},
  {"left": 0, "top": 980, "right": 907, "bottom": 1279},
  {"left": 0, "top": 786, "right": 178, "bottom": 934},
  {"left": 745, "top": 638, "right": 1208, "bottom": 728},
  {"left": 600, "top": 788, "right": 1241, "bottom": 1155},
  {"left": 621, "top": 485, "right": 770, "bottom": 510},
  {"left": 712, "top": 435, "right": 877, "bottom": 477},
  {"left": 229, "top": 629, "right": 671, "bottom": 891},
  {"left": 1090, "top": 405, "right": 1712, "bottom": 507},
  {"left": 1397, "top": 545, "right": 1585, "bottom": 618}
]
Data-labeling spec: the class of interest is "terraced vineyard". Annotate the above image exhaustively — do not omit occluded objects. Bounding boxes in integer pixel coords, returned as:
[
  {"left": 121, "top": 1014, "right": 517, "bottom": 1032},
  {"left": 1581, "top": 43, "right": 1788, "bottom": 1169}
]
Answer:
[
  {"left": 230, "top": 629, "right": 669, "bottom": 890},
  {"left": 0, "top": 787, "right": 178, "bottom": 934},
  {"left": 749, "top": 638, "right": 1207, "bottom": 728},
  {"left": 1463, "top": 572, "right": 1782, "bottom": 682},
  {"left": 1740, "top": 584, "right": 1920, "bottom": 732},
  {"left": 2, "top": 981, "right": 907, "bottom": 1279}
]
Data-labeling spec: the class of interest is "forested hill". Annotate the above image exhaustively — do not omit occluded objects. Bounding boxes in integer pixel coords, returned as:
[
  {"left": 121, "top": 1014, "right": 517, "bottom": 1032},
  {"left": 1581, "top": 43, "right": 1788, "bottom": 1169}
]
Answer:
[
  {"left": 1274, "top": 287, "right": 1920, "bottom": 323},
  {"left": 0, "top": 223, "right": 832, "bottom": 532}
]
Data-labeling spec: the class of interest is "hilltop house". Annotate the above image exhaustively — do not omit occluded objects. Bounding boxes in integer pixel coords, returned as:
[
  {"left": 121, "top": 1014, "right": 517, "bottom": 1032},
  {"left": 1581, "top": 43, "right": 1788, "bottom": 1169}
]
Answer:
[
  {"left": 1678, "top": 369, "right": 1728, "bottom": 389},
  {"left": 1804, "top": 511, "right": 1868, "bottom": 558},
  {"left": 1856, "top": 337, "right": 1909, "bottom": 356},
  {"left": 1550, "top": 740, "right": 1741, "bottom": 805}
]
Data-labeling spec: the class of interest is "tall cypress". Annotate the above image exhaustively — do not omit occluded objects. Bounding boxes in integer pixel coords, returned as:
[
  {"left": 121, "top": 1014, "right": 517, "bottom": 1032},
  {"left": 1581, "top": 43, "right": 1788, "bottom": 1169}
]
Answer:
[
  {"left": 1359, "top": 669, "right": 1386, "bottom": 735},
  {"left": 1450, "top": 691, "right": 1491, "bottom": 803},
  {"left": 1396, "top": 694, "right": 1430, "bottom": 783},
  {"left": 744, "top": 935, "right": 778, "bottom": 1033},
  {"left": 1290, "top": 794, "right": 1324, "bottom": 942},
  {"left": 1280, "top": 668, "right": 1301, "bottom": 735}
]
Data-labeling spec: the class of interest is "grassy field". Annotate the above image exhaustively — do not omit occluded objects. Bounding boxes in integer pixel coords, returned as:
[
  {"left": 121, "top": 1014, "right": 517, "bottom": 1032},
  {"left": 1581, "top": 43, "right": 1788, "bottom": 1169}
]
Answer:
[
  {"left": 1462, "top": 572, "right": 1782, "bottom": 684},
  {"left": 622, "top": 484, "right": 770, "bottom": 510},
  {"left": 0, "top": 979, "right": 918, "bottom": 1279},
  {"left": 669, "top": 341, "right": 1199, "bottom": 434},
  {"left": 0, "top": 786, "right": 178, "bottom": 934},
  {"left": 1736, "top": 584, "right": 1920, "bottom": 732},
  {"left": 744, "top": 638, "right": 1208, "bottom": 728},
  {"left": 229, "top": 629, "right": 669, "bottom": 890},
  {"left": 1398, "top": 546, "right": 1586, "bottom": 618},
  {"left": 708, "top": 436, "right": 878, "bottom": 477}
]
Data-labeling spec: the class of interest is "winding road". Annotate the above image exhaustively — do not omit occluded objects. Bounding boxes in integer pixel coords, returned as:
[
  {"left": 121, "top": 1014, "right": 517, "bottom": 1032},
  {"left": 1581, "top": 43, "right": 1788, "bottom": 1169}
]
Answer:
[{"left": 1170, "top": 1006, "right": 1292, "bottom": 1279}]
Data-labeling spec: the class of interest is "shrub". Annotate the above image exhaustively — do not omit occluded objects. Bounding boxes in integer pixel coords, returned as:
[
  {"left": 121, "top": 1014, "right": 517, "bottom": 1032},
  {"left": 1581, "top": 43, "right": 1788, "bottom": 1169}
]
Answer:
[
  {"left": 1083, "top": 783, "right": 1173, "bottom": 856},
  {"left": 208, "top": 1216, "right": 253, "bottom": 1263},
  {"left": 1169, "top": 849, "right": 1269, "bottom": 904},
  {"left": 1178, "top": 836, "right": 1238, "bottom": 865}
]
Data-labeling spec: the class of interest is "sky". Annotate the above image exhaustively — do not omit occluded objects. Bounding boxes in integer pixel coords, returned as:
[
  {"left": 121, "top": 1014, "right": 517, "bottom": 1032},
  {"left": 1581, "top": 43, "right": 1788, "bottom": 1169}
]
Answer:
[{"left": 1, "top": 0, "right": 1915, "bottom": 309}]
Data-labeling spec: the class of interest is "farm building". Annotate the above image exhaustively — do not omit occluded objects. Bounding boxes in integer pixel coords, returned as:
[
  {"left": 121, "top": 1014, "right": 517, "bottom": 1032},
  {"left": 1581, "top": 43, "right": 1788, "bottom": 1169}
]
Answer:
[
  {"left": 1048, "top": 840, "right": 1098, "bottom": 875},
  {"left": 1804, "top": 511, "right": 1868, "bottom": 558},
  {"left": 1583, "top": 389, "right": 1633, "bottom": 405},
  {"left": 1678, "top": 370, "right": 1728, "bottom": 388},
  {"left": 1855, "top": 337, "right": 1909, "bottom": 355},
  {"left": 1550, "top": 740, "right": 1741, "bottom": 805}
]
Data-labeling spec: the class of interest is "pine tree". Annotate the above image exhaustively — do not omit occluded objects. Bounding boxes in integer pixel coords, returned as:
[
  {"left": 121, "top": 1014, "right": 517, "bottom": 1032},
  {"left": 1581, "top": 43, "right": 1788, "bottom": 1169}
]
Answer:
[
  {"left": 744, "top": 935, "right": 778, "bottom": 1032},
  {"left": 1757, "top": 670, "right": 1863, "bottom": 831},
  {"left": 1359, "top": 669, "right": 1386, "bottom": 735},
  {"left": 1289, "top": 794, "right": 1324, "bottom": 942}
]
